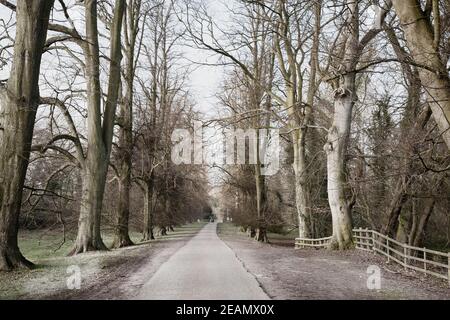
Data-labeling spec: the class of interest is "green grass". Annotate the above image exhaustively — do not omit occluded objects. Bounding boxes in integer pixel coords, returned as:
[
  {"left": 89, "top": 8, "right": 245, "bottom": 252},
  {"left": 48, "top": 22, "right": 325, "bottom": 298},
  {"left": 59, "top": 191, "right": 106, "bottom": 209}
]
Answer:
[
  {"left": 217, "top": 222, "right": 243, "bottom": 237},
  {"left": 18, "top": 230, "right": 143, "bottom": 261},
  {"left": 18, "top": 230, "right": 76, "bottom": 261},
  {"left": 267, "top": 228, "right": 298, "bottom": 241},
  {"left": 18, "top": 222, "right": 207, "bottom": 262},
  {"left": 0, "top": 221, "right": 208, "bottom": 300},
  {"left": 217, "top": 222, "right": 297, "bottom": 246}
]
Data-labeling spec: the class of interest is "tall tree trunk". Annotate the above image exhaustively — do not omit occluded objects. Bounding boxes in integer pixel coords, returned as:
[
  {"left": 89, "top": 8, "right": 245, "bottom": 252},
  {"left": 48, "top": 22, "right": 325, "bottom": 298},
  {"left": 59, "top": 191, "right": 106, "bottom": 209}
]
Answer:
[
  {"left": 382, "top": 26, "right": 431, "bottom": 240},
  {"left": 142, "top": 179, "right": 155, "bottom": 241},
  {"left": 74, "top": 162, "right": 109, "bottom": 252},
  {"left": 381, "top": 106, "right": 432, "bottom": 240},
  {"left": 254, "top": 162, "right": 268, "bottom": 242},
  {"left": 282, "top": 69, "right": 312, "bottom": 241},
  {"left": 112, "top": 0, "right": 141, "bottom": 249},
  {"left": 158, "top": 226, "right": 167, "bottom": 237},
  {"left": 383, "top": 177, "right": 410, "bottom": 238},
  {"left": 324, "top": 0, "right": 391, "bottom": 249},
  {"left": 112, "top": 79, "right": 134, "bottom": 248},
  {"left": 303, "top": 0, "right": 321, "bottom": 238},
  {"left": 156, "top": 193, "right": 169, "bottom": 237},
  {"left": 392, "top": 0, "right": 450, "bottom": 149},
  {"left": 409, "top": 198, "right": 435, "bottom": 247},
  {"left": 111, "top": 162, "right": 134, "bottom": 247},
  {"left": 0, "top": 0, "right": 54, "bottom": 271},
  {"left": 72, "top": 0, "right": 125, "bottom": 254},
  {"left": 273, "top": 1, "right": 313, "bottom": 240},
  {"left": 325, "top": 87, "right": 355, "bottom": 249},
  {"left": 165, "top": 194, "right": 175, "bottom": 232},
  {"left": 407, "top": 176, "right": 442, "bottom": 247},
  {"left": 292, "top": 130, "right": 311, "bottom": 239},
  {"left": 325, "top": 0, "right": 359, "bottom": 250}
]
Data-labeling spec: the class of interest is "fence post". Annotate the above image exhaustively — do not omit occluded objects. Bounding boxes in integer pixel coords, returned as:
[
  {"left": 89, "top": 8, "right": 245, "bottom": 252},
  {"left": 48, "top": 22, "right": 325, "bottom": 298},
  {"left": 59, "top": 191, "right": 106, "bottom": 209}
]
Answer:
[
  {"left": 448, "top": 252, "right": 450, "bottom": 286},
  {"left": 357, "top": 229, "right": 360, "bottom": 249},
  {"left": 403, "top": 246, "right": 407, "bottom": 270},
  {"left": 364, "top": 228, "right": 370, "bottom": 250},
  {"left": 387, "top": 238, "right": 390, "bottom": 263},
  {"left": 423, "top": 249, "right": 427, "bottom": 277},
  {"left": 361, "top": 229, "right": 364, "bottom": 249},
  {"left": 373, "top": 232, "right": 376, "bottom": 254}
]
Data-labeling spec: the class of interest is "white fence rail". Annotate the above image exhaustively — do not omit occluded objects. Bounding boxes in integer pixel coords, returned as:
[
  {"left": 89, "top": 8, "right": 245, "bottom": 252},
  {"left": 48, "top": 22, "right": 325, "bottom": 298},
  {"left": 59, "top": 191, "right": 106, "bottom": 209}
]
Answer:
[
  {"left": 294, "top": 236, "right": 332, "bottom": 249},
  {"left": 295, "top": 228, "right": 450, "bottom": 285}
]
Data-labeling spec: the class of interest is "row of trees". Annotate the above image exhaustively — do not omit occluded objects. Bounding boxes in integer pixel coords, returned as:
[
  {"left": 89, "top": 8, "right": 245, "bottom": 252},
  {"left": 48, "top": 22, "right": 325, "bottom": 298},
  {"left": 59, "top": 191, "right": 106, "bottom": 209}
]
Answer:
[
  {"left": 194, "top": 0, "right": 449, "bottom": 248},
  {"left": 0, "top": 0, "right": 209, "bottom": 271},
  {"left": 0, "top": 0, "right": 449, "bottom": 271}
]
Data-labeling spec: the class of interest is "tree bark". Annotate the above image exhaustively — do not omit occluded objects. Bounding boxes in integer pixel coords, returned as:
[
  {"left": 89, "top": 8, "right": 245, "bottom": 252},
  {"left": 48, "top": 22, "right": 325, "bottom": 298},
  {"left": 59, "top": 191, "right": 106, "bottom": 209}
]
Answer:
[
  {"left": 325, "top": 89, "right": 355, "bottom": 250},
  {"left": 392, "top": 0, "right": 450, "bottom": 149},
  {"left": 409, "top": 198, "right": 435, "bottom": 247},
  {"left": 157, "top": 226, "right": 167, "bottom": 237},
  {"left": 0, "top": 0, "right": 54, "bottom": 271},
  {"left": 142, "top": 180, "right": 155, "bottom": 241},
  {"left": 247, "top": 227, "right": 256, "bottom": 238},
  {"left": 303, "top": 0, "right": 321, "bottom": 238},
  {"left": 111, "top": 168, "right": 134, "bottom": 248},
  {"left": 73, "top": 164, "right": 109, "bottom": 253},
  {"left": 112, "top": 0, "right": 141, "bottom": 249},
  {"left": 325, "top": 0, "right": 359, "bottom": 250},
  {"left": 254, "top": 163, "right": 268, "bottom": 242},
  {"left": 382, "top": 26, "right": 432, "bottom": 240},
  {"left": 324, "top": 0, "right": 391, "bottom": 249},
  {"left": 273, "top": 0, "right": 315, "bottom": 239},
  {"left": 292, "top": 130, "right": 311, "bottom": 239},
  {"left": 383, "top": 177, "right": 410, "bottom": 238},
  {"left": 111, "top": 89, "right": 134, "bottom": 248},
  {"left": 72, "top": 0, "right": 125, "bottom": 254}
]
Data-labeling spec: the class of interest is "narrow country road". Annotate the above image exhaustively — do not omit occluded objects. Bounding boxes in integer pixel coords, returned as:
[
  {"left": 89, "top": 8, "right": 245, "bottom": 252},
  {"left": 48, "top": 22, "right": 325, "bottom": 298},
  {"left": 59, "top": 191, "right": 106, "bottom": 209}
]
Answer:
[{"left": 138, "top": 223, "right": 269, "bottom": 300}]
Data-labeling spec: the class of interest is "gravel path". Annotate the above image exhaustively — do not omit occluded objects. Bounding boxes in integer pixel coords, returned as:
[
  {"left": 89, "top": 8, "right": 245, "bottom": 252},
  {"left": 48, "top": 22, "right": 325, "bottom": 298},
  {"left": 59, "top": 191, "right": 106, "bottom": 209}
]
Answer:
[
  {"left": 137, "top": 223, "right": 269, "bottom": 300},
  {"left": 218, "top": 228, "right": 450, "bottom": 300},
  {"left": 8, "top": 222, "right": 447, "bottom": 300}
]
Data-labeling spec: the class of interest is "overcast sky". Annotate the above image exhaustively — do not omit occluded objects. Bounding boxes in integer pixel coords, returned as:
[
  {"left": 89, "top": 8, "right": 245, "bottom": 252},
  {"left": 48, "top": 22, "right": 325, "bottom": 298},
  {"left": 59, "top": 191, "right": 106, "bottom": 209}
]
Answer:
[
  {"left": 0, "top": 0, "right": 230, "bottom": 119},
  {"left": 181, "top": 0, "right": 229, "bottom": 119}
]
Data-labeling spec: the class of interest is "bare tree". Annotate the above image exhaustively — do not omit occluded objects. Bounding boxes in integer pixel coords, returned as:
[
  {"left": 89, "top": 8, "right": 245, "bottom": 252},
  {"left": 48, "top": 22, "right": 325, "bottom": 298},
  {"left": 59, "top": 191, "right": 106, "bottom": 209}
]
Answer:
[
  {"left": 111, "top": 0, "right": 145, "bottom": 249},
  {"left": 391, "top": 0, "right": 450, "bottom": 149},
  {"left": 72, "top": 0, "right": 126, "bottom": 253},
  {"left": 0, "top": 0, "right": 55, "bottom": 270},
  {"left": 323, "top": 0, "right": 390, "bottom": 249}
]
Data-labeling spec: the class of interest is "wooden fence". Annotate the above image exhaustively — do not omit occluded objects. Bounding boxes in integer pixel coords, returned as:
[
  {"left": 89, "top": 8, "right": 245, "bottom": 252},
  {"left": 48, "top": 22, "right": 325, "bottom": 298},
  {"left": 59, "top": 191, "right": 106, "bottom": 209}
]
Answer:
[
  {"left": 295, "top": 236, "right": 332, "bottom": 249},
  {"left": 295, "top": 228, "right": 450, "bottom": 285}
]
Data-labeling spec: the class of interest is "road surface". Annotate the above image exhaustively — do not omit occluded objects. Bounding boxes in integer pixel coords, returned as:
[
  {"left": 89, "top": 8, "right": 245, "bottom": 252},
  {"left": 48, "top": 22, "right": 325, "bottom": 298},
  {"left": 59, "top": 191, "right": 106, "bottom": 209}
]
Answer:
[{"left": 138, "top": 223, "right": 269, "bottom": 300}]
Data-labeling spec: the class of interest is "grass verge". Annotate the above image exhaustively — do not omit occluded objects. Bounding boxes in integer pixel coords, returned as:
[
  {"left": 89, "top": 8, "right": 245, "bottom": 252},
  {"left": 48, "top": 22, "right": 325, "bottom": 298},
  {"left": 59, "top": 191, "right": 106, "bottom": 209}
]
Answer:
[
  {"left": 217, "top": 222, "right": 297, "bottom": 246},
  {"left": 1, "top": 222, "right": 207, "bottom": 299}
]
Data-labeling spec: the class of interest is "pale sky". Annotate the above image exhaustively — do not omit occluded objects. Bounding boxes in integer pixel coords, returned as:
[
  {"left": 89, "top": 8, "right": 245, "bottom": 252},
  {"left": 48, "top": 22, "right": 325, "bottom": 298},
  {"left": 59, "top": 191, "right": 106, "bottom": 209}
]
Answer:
[
  {"left": 180, "top": 0, "right": 229, "bottom": 119},
  {"left": 0, "top": 0, "right": 233, "bottom": 188},
  {"left": 0, "top": 0, "right": 229, "bottom": 119}
]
